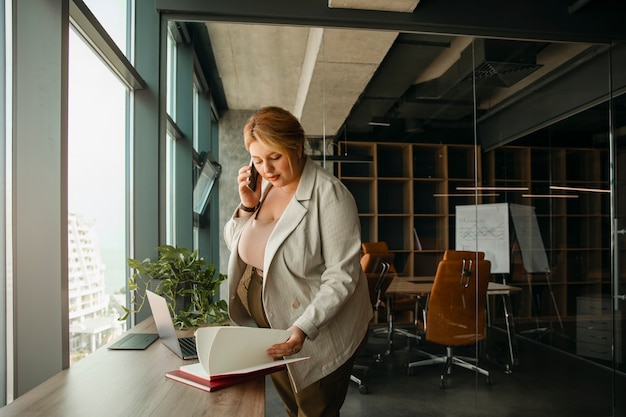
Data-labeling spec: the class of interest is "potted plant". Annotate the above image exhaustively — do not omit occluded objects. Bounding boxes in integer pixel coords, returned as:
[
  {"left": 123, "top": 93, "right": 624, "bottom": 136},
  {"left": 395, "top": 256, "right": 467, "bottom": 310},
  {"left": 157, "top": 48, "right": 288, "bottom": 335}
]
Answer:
[{"left": 120, "top": 245, "right": 228, "bottom": 328}]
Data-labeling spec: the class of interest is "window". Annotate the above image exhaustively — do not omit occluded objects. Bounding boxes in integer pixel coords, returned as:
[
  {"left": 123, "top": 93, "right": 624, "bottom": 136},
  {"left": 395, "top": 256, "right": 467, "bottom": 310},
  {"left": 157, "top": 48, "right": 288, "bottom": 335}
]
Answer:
[
  {"left": 165, "top": 29, "right": 178, "bottom": 244},
  {"left": 67, "top": 14, "right": 129, "bottom": 364},
  {"left": 81, "top": 0, "right": 128, "bottom": 56},
  {"left": 166, "top": 127, "right": 177, "bottom": 245}
]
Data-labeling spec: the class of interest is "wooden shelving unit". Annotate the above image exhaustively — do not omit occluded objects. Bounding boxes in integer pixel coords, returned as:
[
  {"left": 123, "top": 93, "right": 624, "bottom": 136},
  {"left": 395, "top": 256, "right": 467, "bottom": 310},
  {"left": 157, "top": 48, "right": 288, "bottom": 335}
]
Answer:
[
  {"left": 337, "top": 141, "right": 480, "bottom": 278},
  {"left": 338, "top": 142, "right": 610, "bottom": 326}
]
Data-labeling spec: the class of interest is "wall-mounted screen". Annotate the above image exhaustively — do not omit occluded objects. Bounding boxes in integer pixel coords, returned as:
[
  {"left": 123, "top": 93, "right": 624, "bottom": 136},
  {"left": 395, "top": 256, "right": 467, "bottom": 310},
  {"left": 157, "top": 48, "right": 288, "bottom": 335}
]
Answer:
[{"left": 193, "top": 157, "right": 221, "bottom": 214}]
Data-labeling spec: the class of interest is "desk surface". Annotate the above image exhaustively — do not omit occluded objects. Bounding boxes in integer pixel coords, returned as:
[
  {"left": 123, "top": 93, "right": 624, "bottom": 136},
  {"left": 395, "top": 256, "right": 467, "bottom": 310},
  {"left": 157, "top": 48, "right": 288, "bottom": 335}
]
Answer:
[
  {"left": 388, "top": 278, "right": 522, "bottom": 295},
  {"left": 0, "top": 319, "right": 265, "bottom": 417}
]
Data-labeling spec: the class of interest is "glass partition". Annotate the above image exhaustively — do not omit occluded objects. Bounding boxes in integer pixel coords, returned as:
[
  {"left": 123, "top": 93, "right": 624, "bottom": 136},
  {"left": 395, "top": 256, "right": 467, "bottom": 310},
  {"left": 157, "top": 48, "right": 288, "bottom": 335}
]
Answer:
[
  {"left": 172, "top": 17, "right": 623, "bottom": 416},
  {"left": 611, "top": 41, "right": 626, "bottom": 415},
  {"left": 476, "top": 38, "right": 622, "bottom": 416}
]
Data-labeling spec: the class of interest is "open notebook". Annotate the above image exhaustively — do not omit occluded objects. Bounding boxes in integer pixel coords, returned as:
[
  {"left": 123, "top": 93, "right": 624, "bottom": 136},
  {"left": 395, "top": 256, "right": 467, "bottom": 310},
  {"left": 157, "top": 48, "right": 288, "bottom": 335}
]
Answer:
[{"left": 166, "top": 326, "right": 309, "bottom": 392}]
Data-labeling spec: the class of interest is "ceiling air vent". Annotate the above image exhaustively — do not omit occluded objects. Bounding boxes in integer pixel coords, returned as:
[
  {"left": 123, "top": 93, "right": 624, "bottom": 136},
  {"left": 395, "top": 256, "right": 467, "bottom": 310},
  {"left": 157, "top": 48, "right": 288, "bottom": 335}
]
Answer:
[{"left": 459, "top": 39, "right": 543, "bottom": 87}]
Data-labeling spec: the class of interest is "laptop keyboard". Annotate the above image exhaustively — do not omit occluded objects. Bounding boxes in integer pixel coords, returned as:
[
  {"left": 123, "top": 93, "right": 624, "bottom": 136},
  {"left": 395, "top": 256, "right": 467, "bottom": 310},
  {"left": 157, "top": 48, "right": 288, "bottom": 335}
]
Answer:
[{"left": 179, "top": 337, "right": 197, "bottom": 357}]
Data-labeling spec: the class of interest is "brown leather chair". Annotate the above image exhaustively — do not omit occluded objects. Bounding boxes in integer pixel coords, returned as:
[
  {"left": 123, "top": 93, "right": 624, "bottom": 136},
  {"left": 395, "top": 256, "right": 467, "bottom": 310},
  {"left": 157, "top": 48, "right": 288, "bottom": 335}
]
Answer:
[
  {"left": 360, "top": 252, "right": 396, "bottom": 323},
  {"left": 361, "top": 242, "right": 421, "bottom": 347},
  {"left": 408, "top": 250, "right": 493, "bottom": 388}
]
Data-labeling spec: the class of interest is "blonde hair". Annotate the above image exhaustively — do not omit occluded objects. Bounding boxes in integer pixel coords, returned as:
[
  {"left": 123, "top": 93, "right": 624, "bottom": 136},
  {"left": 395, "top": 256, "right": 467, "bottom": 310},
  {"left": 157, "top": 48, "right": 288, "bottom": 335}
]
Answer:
[{"left": 244, "top": 106, "right": 305, "bottom": 172}]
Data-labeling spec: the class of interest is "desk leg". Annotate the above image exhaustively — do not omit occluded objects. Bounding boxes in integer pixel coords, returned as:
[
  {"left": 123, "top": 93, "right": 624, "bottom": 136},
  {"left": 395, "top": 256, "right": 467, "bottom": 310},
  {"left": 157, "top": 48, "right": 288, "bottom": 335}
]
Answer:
[{"left": 501, "top": 293, "right": 519, "bottom": 373}]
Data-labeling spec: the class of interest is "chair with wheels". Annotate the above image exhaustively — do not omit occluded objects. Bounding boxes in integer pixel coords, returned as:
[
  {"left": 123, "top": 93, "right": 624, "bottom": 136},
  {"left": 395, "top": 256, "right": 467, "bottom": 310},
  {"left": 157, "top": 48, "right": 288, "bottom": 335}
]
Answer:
[
  {"left": 350, "top": 253, "right": 395, "bottom": 394},
  {"left": 408, "top": 250, "right": 493, "bottom": 389},
  {"left": 362, "top": 242, "right": 422, "bottom": 349}
]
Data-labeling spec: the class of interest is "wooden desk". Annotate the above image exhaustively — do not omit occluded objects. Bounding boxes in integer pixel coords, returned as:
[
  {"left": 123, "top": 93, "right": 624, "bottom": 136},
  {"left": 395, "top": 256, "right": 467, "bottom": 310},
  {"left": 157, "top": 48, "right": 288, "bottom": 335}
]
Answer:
[
  {"left": 388, "top": 279, "right": 522, "bottom": 296},
  {"left": 386, "top": 278, "right": 522, "bottom": 373},
  {"left": 0, "top": 318, "right": 265, "bottom": 417}
]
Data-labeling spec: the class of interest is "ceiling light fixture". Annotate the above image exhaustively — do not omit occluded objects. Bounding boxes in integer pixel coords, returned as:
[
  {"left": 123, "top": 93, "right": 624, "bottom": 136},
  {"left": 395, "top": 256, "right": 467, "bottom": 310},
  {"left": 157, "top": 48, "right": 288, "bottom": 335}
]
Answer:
[
  {"left": 549, "top": 185, "right": 610, "bottom": 193},
  {"left": 434, "top": 193, "right": 500, "bottom": 197},
  {"left": 522, "top": 194, "right": 578, "bottom": 198},
  {"left": 368, "top": 117, "right": 391, "bottom": 127},
  {"left": 456, "top": 186, "right": 528, "bottom": 191},
  {"left": 311, "top": 154, "right": 373, "bottom": 163}
]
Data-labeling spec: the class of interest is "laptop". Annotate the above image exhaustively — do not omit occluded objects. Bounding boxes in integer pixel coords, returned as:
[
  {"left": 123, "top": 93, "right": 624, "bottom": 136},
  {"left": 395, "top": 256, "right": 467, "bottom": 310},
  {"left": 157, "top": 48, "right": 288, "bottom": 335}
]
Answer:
[{"left": 146, "top": 290, "right": 198, "bottom": 359}]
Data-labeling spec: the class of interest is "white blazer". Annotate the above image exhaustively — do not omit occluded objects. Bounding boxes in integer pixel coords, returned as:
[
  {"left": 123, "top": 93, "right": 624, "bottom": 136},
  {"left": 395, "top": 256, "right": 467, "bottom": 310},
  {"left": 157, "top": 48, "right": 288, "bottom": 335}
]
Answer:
[{"left": 224, "top": 157, "right": 373, "bottom": 392}]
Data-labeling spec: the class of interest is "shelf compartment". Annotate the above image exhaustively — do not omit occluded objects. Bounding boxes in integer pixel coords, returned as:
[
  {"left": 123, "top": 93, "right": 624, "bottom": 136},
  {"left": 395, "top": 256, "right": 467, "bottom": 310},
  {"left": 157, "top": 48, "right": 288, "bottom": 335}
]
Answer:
[
  {"left": 447, "top": 145, "right": 478, "bottom": 179},
  {"left": 412, "top": 145, "right": 444, "bottom": 178},
  {"left": 378, "top": 180, "right": 411, "bottom": 214},
  {"left": 377, "top": 215, "right": 412, "bottom": 251},
  {"left": 377, "top": 144, "right": 411, "bottom": 178},
  {"left": 414, "top": 180, "right": 445, "bottom": 214},
  {"left": 343, "top": 179, "right": 374, "bottom": 214},
  {"left": 530, "top": 148, "right": 552, "bottom": 181},
  {"left": 358, "top": 216, "right": 374, "bottom": 243},
  {"left": 337, "top": 143, "right": 374, "bottom": 177},
  {"left": 390, "top": 250, "right": 411, "bottom": 276},
  {"left": 493, "top": 147, "right": 530, "bottom": 180},
  {"left": 413, "top": 215, "right": 446, "bottom": 251}
]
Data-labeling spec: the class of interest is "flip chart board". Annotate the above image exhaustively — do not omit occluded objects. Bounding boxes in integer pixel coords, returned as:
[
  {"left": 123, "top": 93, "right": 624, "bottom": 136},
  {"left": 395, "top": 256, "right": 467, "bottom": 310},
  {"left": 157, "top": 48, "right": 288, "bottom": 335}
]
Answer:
[
  {"left": 455, "top": 203, "right": 550, "bottom": 274},
  {"left": 509, "top": 203, "right": 550, "bottom": 273},
  {"left": 455, "top": 203, "right": 510, "bottom": 273}
]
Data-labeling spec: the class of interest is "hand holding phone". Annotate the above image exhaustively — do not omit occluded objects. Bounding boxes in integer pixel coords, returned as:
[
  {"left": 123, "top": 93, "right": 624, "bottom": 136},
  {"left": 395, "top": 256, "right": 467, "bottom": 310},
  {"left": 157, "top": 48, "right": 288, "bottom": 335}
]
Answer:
[{"left": 247, "top": 159, "right": 259, "bottom": 192}]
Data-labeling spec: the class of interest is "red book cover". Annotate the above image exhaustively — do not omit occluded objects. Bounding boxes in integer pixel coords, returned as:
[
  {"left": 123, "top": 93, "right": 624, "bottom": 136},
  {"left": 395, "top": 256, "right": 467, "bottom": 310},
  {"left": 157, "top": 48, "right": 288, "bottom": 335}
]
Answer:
[{"left": 165, "top": 363, "right": 286, "bottom": 392}]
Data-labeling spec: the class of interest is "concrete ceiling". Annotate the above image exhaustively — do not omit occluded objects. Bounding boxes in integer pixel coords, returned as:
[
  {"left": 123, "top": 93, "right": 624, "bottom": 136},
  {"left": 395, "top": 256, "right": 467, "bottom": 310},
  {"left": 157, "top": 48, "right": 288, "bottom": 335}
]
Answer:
[
  {"left": 204, "top": 19, "right": 596, "bottom": 142},
  {"left": 327, "top": 0, "right": 420, "bottom": 13},
  {"left": 189, "top": 0, "right": 622, "bottom": 149},
  {"left": 204, "top": 22, "right": 398, "bottom": 137}
]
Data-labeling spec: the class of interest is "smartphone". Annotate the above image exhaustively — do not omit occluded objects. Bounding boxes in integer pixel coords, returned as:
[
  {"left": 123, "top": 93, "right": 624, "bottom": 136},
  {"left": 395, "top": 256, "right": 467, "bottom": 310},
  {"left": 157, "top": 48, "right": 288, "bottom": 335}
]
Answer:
[{"left": 247, "top": 159, "right": 259, "bottom": 192}]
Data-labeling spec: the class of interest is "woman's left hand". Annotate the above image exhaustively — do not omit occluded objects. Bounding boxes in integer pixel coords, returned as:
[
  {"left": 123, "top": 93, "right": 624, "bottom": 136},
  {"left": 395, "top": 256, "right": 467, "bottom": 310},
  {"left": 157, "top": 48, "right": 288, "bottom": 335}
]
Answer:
[{"left": 267, "top": 325, "right": 306, "bottom": 358}]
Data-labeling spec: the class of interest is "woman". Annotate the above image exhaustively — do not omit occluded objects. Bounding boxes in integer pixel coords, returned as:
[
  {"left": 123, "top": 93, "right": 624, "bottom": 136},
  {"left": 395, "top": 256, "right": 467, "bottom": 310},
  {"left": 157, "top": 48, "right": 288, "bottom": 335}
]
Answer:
[{"left": 224, "top": 106, "right": 372, "bottom": 417}]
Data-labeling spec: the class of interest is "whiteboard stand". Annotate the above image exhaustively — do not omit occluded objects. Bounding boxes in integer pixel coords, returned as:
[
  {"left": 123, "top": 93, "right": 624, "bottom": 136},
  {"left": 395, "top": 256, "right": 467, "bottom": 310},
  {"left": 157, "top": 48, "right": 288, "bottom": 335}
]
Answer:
[
  {"left": 508, "top": 204, "right": 563, "bottom": 336},
  {"left": 522, "top": 271, "right": 564, "bottom": 338},
  {"left": 537, "top": 272, "right": 563, "bottom": 330}
]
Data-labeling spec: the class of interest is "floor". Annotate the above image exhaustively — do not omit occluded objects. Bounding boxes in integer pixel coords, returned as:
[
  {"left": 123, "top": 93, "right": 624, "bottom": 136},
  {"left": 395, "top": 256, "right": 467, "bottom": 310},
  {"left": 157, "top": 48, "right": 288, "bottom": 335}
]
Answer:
[{"left": 265, "top": 325, "right": 625, "bottom": 417}]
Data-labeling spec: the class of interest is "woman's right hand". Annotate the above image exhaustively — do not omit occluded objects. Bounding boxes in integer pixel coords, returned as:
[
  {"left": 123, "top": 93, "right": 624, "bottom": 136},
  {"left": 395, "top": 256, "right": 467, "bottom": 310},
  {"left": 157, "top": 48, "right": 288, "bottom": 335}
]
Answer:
[{"left": 238, "top": 163, "right": 261, "bottom": 208}]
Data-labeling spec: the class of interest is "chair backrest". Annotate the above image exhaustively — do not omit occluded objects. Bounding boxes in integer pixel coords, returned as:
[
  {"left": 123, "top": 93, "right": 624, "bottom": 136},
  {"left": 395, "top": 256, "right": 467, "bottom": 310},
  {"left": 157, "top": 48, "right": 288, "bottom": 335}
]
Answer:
[
  {"left": 361, "top": 242, "right": 397, "bottom": 273},
  {"left": 362, "top": 241, "right": 390, "bottom": 254},
  {"left": 360, "top": 252, "right": 394, "bottom": 274},
  {"left": 442, "top": 250, "right": 485, "bottom": 261},
  {"left": 360, "top": 253, "right": 395, "bottom": 312},
  {"left": 424, "top": 251, "right": 491, "bottom": 346}
]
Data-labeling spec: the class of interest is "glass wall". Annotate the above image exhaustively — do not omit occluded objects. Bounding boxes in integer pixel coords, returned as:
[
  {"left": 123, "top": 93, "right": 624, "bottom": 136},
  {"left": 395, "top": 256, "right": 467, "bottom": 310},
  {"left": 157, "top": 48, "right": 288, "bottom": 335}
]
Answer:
[
  {"left": 476, "top": 39, "right": 620, "bottom": 415},
  {"left": 181, "top": 18, "right": 623, "bottom": 415},
  {"left": 611, "top": 41, "right": 626, "bottom": 414}
]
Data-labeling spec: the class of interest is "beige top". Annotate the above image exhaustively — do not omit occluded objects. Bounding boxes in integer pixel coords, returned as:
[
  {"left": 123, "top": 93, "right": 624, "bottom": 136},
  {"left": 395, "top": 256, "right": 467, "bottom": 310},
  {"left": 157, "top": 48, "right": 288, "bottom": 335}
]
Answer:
[{"left": 238, "top": 214, "right": 278, "bottom": 275}]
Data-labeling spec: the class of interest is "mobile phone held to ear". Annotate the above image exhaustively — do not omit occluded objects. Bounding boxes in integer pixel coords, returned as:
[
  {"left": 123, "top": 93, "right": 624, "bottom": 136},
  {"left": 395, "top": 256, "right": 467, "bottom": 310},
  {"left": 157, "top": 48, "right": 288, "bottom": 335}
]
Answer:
[{"left": 247, "top": 159, "right": 259, "bottom": 192}]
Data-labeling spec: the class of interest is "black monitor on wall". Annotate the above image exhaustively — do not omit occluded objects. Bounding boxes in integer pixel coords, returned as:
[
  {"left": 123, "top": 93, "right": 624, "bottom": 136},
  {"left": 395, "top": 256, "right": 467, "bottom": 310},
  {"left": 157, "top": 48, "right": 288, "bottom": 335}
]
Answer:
[{"left": 193, "top": 154, "right": 221, "bottom": 215}]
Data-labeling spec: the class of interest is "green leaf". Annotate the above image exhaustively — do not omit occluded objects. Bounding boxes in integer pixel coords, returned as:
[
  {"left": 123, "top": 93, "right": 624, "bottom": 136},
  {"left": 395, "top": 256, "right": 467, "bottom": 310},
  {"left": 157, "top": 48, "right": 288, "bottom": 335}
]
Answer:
[{"left": 121, "top": 245, "right": 229, "bottom": 328}]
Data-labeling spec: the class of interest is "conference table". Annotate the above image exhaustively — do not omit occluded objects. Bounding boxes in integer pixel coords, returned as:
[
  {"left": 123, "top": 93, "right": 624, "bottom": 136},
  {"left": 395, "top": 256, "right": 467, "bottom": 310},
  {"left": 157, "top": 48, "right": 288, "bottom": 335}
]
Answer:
[
  {"left": 0, "top": 318, "right": 265, "bottom": 417},
  {"left": 385, "top": 278, "right": 522, "bottom": 373}
]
